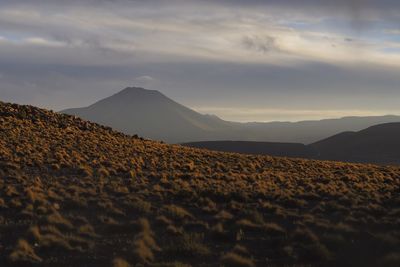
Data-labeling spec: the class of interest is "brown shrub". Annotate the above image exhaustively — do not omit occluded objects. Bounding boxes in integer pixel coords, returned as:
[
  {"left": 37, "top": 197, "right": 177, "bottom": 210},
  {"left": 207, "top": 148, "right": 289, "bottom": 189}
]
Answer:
[
  {"left": 9, "top": 239, "right": 42, "bottom": 263},
  {"left": 46, "top": 212, "right": 73, "bottom": 230},
  {"left": 220, "top": 252, "right": 255, "bottom": 267},
  {"left": 127, "top": 198, "right": 151, "bottom": 214},
  {"left": 235, "top": 219, "right": 261, "bottom": 231},
  {"left": 163, "top": 205, "right": 193, "bottom": 220},
  {"left": 292, "top": 228, "right": 319, "bottom": 244},
  {"left": 165, "top": 233, "right": 210, "bottom": 258},
  {"left": 232, "top": 245, "right": 250, "bottom": 256},
  {"left": 214, "top": 210, "right": 233, "bottom": 220},
  {"left": 133, "top": 218, "right": 161, "bottom": 263},
  {"left": 263, "top": 223, "right": 286, "bottom": 237},
  {"left": 78, "top": 224, "right": 97, "bottom": 238},
  {"left": 112, "top": 257, "right": 132, "bottom": 267}
]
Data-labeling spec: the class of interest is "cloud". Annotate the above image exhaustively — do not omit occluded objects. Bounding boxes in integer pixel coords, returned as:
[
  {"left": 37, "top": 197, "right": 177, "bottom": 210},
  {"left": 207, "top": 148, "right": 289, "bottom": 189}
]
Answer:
[
  {"left": 0, "top": 1, "right": 398, "bottom": 67},
  {"left": 24, "top": 37, "right": 66, "bottom": 47},
  {"left": 0, "top": 1, "right": 397, "bottom": 65},
  {"left": 0, "top": 0, "right": 400, "bottom": 121},
  {"left": 385, "top": 29, "right": 400, "bottom": 35},
  {"left": 134, "top": 75, "right": 155, "bottom": 86},
  {"left": 241, "top": 35, "right": 279, "bottom": 54}
]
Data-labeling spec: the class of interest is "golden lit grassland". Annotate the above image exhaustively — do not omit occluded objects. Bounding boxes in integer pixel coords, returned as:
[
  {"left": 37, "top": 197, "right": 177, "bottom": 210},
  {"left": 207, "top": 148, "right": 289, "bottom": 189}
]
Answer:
[{"left": 0, "top": 101, "right": 400, "bottom": 267}]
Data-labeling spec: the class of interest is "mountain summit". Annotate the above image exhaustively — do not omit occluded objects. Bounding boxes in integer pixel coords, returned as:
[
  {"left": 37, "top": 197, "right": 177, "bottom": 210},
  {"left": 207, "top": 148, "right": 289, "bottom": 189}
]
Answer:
[
  {"left": 62, "top": 87, "right": 400, "bottom": 143},
  {"left": 102, "top": 87, "right": 165, "bottom": 102}
]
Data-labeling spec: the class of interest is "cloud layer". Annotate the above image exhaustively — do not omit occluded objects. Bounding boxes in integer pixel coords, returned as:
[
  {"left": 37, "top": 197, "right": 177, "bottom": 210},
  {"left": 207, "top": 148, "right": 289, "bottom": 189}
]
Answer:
[{"left": 0, "top": 0, "right": 400, "bottom": 121}]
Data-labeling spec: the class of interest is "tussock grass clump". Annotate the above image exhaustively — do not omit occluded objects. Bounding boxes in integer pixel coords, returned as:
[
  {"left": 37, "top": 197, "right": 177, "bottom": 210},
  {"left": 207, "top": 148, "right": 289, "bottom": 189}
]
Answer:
[
  {"left": 232, "top": 245, "right": 250, "bottom": 256},
  {"left": 164, "top": 233, "right": 210, "bottom": 258},
  {"left": 125, "top": 198, "right": 152, "bottom": 214},
  {"left": 133, "top": 218, "right": 161, "bottom": 263},
  {"left": 220, "top": 252, "right": 255, "bottom": 267},
  {"left": 45, "top": 212, "right": 73, "bottom": 230},
  {"left": 29, "top": 224, "right": 93, "bottom": 252},
  {"left": 211, "top": 222, "right": 232, "bottom": 242},
  {"left": 9, "top": 239, "right": 42, "bottom": 263},
  {"left": 0, "top": 198, "right": 6, "bottom": 208},
  {"left": 214, "top": 210, "right": 234, "bottom": 220},
  {"left": 78, "top": 224, "right": 97, "bottom": 238},
  {"left": 152, "top": 262, "right": 192, "bottom": 267},
  {"left": 235, "top": 219, "right": 262, "bottom": 231},
  {"left": 112, "top": 257, "right": 131, "bottom": 267},
  {"left": 163, "top": 205, "right": 193, "bottom": 220},
  {"left": 263, "top": 223, "right": 286, "bottom": 237},
  {"left": 292, "top": 228, "right": 319, "bottom": 244}
]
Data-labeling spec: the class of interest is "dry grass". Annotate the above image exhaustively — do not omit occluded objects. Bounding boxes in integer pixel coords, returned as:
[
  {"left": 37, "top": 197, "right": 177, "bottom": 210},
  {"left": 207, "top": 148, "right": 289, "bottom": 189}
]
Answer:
[
  {"left": 9, "top": 239, "right": 42, "bottom": 264},
  {"left": 0, "top": 101, "right": 399, "bottom": 266},
  {"left": 112, "top": 257, "right": 131, "bottom": 267},
  {"left": 220, "top": 252, "right": 255, "bottom": 267}
]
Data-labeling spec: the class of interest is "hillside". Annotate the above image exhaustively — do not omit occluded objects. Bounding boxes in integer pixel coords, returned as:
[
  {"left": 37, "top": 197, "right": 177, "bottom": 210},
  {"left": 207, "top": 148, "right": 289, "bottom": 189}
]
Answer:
[
  {"left": 1, "top": 101, "right": 400, "bottom": 267},
  {"left": 311, "top": 123, "right": 400, "bottom": 164},
  {"left": 183, "top": 141, "right": 316, "bottom": 158},
  {"left": 62, "top": 87, "right": 400, "bottom": 144},
  {"left": 182, "top": 123, "right": 400, "bottom": 165}
]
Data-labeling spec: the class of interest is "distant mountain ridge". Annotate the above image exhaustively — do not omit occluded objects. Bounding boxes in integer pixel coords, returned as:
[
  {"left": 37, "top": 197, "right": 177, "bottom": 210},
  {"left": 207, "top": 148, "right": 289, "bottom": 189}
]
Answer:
[
  {"left": 310, "top": 122, "right": 400, "bottom": 164},
  {"left": 184, "top": 123, "right": 400, "bottom": 165},
  {"left": 184, "top": 141, "right": 316, "bottom": 158},
  {"left": 62, "top": 87, "right": 400, "bottom": 144}
]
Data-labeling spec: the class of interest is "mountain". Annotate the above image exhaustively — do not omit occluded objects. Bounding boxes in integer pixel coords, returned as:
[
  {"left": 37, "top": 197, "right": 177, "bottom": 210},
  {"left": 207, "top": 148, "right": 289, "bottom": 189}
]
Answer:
[
  {"left": 311, "top": 123, "right": 400, "bottom": 164},
  {"left": 242, "top": 115, "right": 400, "bottom": 144},
  {"left": 183, "top": 141, "right": 316, "bottom": 158},
  {"left": 184, "top": 123, "right": 400, "bottom": 165},
  {"left": 2, "top": 100, "right": 400, "bottom": 266},
  {"left": 62, "top": 87, "right": 400, "bottom": 144},
  {"left": 62, "top": 87, "right": 234, "bottom": 143}
]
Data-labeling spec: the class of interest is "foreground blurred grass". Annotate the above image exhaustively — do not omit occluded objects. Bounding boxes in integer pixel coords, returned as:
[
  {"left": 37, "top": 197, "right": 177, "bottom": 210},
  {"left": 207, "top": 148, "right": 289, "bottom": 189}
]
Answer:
[{"left": 0, "top": 101, "right": 399, "bottom": 267}]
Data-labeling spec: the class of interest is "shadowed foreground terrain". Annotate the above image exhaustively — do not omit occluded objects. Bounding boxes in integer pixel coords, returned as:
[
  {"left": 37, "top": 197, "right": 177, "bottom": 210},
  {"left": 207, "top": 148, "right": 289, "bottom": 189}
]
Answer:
[{"left": 1, "top": 101, "right": 400, "bottom": 267}]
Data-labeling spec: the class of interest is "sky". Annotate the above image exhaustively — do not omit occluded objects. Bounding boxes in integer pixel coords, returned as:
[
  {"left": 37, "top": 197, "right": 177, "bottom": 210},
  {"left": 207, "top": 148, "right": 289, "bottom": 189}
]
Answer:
[{"left": 1, "top": 0, "right": 400, "bottom": 122}]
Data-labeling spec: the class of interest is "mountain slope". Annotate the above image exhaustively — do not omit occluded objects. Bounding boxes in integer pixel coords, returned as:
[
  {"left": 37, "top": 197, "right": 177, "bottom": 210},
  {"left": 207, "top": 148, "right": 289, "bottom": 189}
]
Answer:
[
  {"left": 0, "top": 103, "right": 400, "bottom": 267},
  {"left": 311, "top": 123, "right": 400, "bottom": 164},
  {"left": 62, "top": 87, "right": 400, "bottom": 144},
  {"left": 2, "top": 101, "right": 400, "bottom": 266}
]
